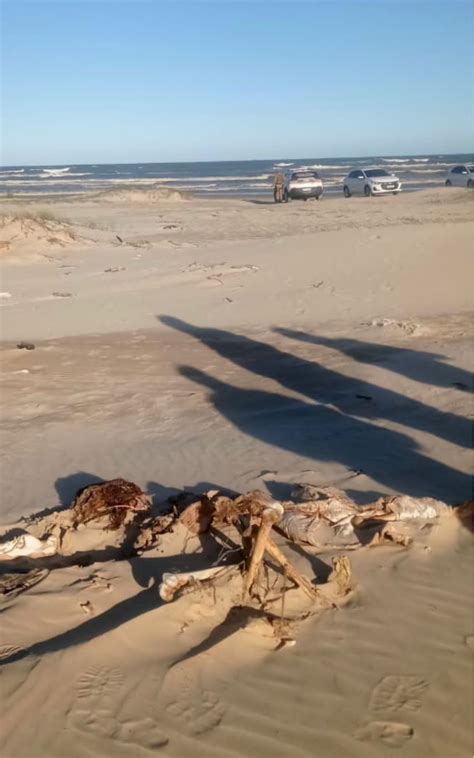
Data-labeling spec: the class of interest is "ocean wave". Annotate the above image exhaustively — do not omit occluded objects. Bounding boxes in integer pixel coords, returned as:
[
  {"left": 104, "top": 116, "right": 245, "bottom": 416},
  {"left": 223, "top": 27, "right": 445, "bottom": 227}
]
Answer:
[
  {"left": 99, "top": 174, "right": 272, "bottom": 183},
  {"left": 173, "top": 183, "right": 219, "bottom": 190},
  {"left": 377, "top": 163, "right": 450, "bottom": 171},
  {"left": 382, "top": 157, "right": 433, "bottom": 165},
  {"left": 323, "top": 176, "right": 347, "bottom": 185},
  {"left": 409, "top": 168, "right": 445, "bottom": 174},
  {"left": 40, "top": 171, "right": 91, "bottom": 178},
  {"left": 399, "top": 177, "right": 439, "bottom": 184},
  {"left": 40, "top": 167, "right": 71, "bottom": 176},
  {"left": 195, "top": 187, "right": 234, "bottom": 192},
  {"left": 274, "top": 162, "right": 294, "bottom": 167},
  {"left": 156, "top": 174, "right": 272, "bottom": 182},
  {"left": 383, "top": 163, "right": 451, "bottom": 171},
  {"left": 0, "top": 177, "right": 161, "bottom": 186},
  {"left": 286, "top": 164, "right": 351, "bottom": 170}
]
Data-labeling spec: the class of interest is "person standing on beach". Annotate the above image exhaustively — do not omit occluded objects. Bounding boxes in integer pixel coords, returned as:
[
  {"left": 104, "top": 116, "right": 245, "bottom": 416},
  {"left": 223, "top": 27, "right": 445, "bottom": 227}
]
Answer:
[{"left": 274, "top": 171, "right": 285, "bottom": 202}]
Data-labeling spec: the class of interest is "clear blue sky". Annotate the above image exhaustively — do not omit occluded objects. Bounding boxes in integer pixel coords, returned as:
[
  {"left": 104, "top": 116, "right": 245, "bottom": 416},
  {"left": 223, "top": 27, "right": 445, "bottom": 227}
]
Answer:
[{"left": 1, "top": 0, "right": 473, "bottom": 165}]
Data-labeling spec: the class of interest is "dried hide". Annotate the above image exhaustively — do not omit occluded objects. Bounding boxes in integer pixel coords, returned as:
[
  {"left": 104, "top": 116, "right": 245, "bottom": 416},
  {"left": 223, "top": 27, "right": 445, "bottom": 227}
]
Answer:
[{"left": 71, "top": 478, "right": 151, "bottom": 530}]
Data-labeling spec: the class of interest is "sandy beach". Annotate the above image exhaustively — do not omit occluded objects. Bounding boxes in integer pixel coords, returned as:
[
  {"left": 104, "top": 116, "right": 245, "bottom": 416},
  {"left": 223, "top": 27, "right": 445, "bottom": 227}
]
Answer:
[{"left": 0, "top": 187, "right": 473, "bottom": 758}]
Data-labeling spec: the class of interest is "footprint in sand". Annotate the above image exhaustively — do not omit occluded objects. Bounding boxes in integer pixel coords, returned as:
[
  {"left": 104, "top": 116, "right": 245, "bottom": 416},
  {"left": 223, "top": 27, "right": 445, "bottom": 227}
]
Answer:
[
  {"left": 70, "top": 666, "right": 168, "bottom": 750},
  {"left": 369, "top": 675, "right": 428, "bottom": 713},
  {"left": 166, "top": 689, "right": 225, "bottom": 735},
  {"left": 161, "top": 661, "right": 226, "bottom": 735},
  {"left": 117, "top": 718, "right": 168, "bottom": 748},
  {"left": 74, "top": 665, "right": 124, "bottom": 706},
  {"left": 354, "top": 721, "right": 414, "bottom": 747},
  {"left": 74, "top": 712, "right": 168, "bottom": 748},
  {"left": 72, "top": 709, "right": 118, "bottom": 739}
]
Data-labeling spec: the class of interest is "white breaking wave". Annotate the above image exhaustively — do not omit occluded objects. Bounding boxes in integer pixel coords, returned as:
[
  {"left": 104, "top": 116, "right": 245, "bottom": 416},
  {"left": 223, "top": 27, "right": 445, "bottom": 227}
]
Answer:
[
  {"left": 400, "top": 177, "right": 439, "bottom": 184},
  {"left": 124, "top": 174, "right": 272, "bottom": 183},
  {"left": 323, "top": 176, "right": 347, "bottom": 185},
  {"left": 293, "top": 163, "right": 351, "bottom": 170},
  {"left": 42, "top": 166, "right": 71, "bottom": 176},
  {"left": 382, "top": 157, "right": 432, "bottom": 165},
  {"left": 173, "top": 183, "right": 219, "bottom": 190},
  {"left": 41, "top": 171, "right": 91, "bottom": 178},
  {"left": 409, "top": 168, "right": 445, "bottom": 174},
  {"left": 40, "top": 167, "right": 72, "bottom": 177},
  {"left": 274, "top": 162, "right": 294, "bottom": 167}
]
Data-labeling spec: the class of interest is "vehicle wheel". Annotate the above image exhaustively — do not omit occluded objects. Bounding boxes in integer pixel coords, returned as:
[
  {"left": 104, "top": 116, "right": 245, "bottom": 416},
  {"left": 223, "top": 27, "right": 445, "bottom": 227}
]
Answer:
[
  {"left": 343, "top": 185, "right": 351, "bottom": 198},
  {"left": 392, "top": 191, "right": 398, "bottom": 196},
  {"left": 364, "top": 184, "right": 372, "bottom": 197},
  {"left": 315, "top": 194, "right": 321, "bottom": 200},
  {"left": 468, "top": 179, "right": 473, "bottom": 188},
  {"left": 445, "top": 179, "right": 452, "bottom": 187}
]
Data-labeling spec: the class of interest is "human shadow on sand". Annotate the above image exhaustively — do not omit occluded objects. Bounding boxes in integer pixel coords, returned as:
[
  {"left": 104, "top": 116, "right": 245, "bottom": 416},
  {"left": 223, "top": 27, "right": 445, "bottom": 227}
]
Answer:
[
  {"left": 159, "top": 316, "right": 471, "bottom": 451},
  {"left": 159, "top": 316, "right": 471, "bottom": 504},
  {"left": 274, "top": 328, "right": 473, "bottom": 393}
]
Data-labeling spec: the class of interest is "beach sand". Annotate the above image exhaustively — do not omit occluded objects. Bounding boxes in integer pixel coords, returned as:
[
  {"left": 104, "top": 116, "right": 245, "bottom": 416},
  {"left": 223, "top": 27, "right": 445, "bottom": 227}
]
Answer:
[{"left": 0, "top": 188, "right": 472, "bottom": 757}]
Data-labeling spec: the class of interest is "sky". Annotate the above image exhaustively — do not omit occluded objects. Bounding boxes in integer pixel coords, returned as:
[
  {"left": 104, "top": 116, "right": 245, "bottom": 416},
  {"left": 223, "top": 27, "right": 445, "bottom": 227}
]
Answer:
[{"left": 1, "top": 0, "right": 473, "bottom": 165}]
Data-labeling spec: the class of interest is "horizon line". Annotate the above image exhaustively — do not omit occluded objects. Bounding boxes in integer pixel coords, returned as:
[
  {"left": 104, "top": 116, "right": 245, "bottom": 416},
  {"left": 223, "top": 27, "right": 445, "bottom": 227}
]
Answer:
[{"left": 2, "top": 150, "right": 473, "bottom": 169}]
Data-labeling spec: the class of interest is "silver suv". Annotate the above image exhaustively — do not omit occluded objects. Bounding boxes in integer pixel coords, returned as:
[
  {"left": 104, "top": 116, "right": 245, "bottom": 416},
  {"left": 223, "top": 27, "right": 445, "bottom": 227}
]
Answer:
[
  {"left": 343, "top": 168, "right": 402, "bottom": 197},
  {"left": 284, "top": 169, "right": 323, "bottom": 201}
]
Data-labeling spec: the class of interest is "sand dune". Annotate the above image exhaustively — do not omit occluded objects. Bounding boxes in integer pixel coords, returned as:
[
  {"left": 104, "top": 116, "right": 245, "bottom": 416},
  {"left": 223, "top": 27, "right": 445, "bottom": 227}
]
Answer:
[
  {"left": 91, "top": 186, "right": 188, "bottom": 203},
  {"left": 0, "top": 212, "right": 83, "bottom": 259}
]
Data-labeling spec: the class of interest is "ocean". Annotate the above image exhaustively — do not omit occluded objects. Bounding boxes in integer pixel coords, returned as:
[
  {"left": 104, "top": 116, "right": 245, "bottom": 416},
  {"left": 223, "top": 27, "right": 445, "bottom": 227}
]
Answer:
[{"left": 0, "top": 154, "right": 472, "bottom": 198}]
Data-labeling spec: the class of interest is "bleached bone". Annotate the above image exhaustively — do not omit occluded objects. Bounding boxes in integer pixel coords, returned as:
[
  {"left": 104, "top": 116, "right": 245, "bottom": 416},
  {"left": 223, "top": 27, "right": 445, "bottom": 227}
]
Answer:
[
  {"left": 265, "top": 536, "right": 319, "bottom": 599},
  {"left": 159, "top": 565, "right": 234, "bottom": 602},
  {"left": 243, "top": 503, "right": 283, "bottom": 597}
]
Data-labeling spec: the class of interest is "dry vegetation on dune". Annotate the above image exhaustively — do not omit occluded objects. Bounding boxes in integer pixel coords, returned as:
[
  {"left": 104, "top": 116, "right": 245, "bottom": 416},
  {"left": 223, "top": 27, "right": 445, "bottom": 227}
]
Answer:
[
  {"left": 90, "top": 185, "right": 189, "bottom": 203},
  {"left": 0, "top": 211, "right": 77, "bottom": 249},
  {"left": 0, "top": 211, "right": 81, "bottom": 254}
]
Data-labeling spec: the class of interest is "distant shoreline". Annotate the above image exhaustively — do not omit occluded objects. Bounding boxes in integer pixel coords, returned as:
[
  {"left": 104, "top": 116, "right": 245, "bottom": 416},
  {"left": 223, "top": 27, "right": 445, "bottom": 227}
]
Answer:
[{"left": 1, "top": 153, "right": 472, "bottom": 200}]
